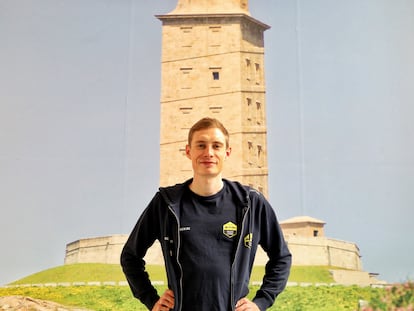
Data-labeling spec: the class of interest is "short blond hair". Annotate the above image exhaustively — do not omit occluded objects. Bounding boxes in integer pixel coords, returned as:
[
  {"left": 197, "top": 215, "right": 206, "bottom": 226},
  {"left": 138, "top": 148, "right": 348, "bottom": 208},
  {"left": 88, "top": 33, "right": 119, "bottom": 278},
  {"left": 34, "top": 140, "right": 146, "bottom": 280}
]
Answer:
[{"left": 188, "top": 117, "right": 229, "bottom": 148}]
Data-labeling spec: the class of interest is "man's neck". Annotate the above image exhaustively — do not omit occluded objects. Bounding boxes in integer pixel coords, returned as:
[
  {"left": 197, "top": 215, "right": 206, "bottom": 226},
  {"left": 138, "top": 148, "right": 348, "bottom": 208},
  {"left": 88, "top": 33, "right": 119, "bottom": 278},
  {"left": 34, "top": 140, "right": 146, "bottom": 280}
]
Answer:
[{"left": 190, "top": 176, "right": 223, "bottom": 197}]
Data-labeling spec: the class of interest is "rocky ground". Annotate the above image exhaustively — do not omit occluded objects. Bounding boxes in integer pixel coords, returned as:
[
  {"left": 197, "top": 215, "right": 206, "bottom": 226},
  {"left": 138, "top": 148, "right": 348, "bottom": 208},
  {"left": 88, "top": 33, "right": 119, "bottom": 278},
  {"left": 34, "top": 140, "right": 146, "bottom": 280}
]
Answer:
[{"left": 0, "top": 296, "right": 92, "bottom": 311}]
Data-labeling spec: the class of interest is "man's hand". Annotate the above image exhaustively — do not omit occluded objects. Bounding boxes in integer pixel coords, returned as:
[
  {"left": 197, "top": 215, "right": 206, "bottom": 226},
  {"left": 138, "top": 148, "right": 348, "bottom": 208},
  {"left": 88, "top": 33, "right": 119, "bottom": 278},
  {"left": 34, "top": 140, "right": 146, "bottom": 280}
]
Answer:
[
  {"left": 151, "top": 289, "right": 175, "bottom": 311},
  {"left": 235, "top": 297, "right": 260, "bottom": 311}
]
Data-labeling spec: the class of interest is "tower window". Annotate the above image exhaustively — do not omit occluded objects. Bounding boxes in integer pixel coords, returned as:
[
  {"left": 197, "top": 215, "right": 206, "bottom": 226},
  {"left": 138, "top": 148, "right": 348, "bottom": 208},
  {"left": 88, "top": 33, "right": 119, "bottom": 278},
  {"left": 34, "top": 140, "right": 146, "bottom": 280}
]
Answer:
[
  {"left": 246, "top": 58, "right": 252, "bottom": 81},
  {"left": 180, "top": 26, "right": 193, "bottom": 33},
  {"left": 179, "top": 107, "right": 193, "bottom": 114},
  {"left": 209, "top": 106, "right": 222, "bottom": 113},
  {"left": 256, "top": 101, "right": 263, "bottom": 124},
  {"left": 246, "top": 97, "right": 253, "bottom": 121},
  {"left": 210, "top": 67, "right": 221, "bottom": 82},
  {"left": 209, "top": 26, "right": 222, "bottom": 33},
  {"left": 313, "top": 230, "right": 319, "bottom": 237},
  {"left": 255, "top": 63, "right": 261, "bottom": 85},
  {"left": 257, "top": 145, "right": 263, "bottom": 156}
]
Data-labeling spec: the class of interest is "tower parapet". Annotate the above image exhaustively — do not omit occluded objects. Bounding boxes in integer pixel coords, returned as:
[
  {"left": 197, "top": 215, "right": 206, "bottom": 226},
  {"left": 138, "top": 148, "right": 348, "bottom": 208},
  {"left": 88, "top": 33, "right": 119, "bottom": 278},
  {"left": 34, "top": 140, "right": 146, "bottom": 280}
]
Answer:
[
  {"left": 280, "top": 216, "right": 326, "bottom": 238},
  {"left": 170, "top": 0, "right": 249, "bottom": 15}
]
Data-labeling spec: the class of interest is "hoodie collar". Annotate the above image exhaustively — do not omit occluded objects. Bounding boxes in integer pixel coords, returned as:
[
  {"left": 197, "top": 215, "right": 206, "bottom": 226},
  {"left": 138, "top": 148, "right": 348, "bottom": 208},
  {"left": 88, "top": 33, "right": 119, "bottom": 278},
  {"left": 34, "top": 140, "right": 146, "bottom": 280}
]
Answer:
[{"left": 159, "top": 178, "right": 249, "bottom": 211}]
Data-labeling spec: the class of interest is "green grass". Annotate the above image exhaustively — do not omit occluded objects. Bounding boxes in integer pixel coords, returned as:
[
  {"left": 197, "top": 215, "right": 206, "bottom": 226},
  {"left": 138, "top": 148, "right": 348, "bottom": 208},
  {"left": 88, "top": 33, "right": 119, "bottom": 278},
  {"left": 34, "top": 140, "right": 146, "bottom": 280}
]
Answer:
[
  {"left": 274, "top": 285, "right": 382, "bottom": 311},
  {"left": 0, "top": 284, "right": 383, "bottom": 311},
  {"left": 9, "top": 263, "right": 127, "bottom": 285},
  {"left": 254, "top": 265, "right": 336, "bottom": 284},
  {"left": 0, "top": 286, "right": 145, "bottom": 311},
  {"left": 1, "top": 264, "right": 384, "bottom": 310},
  {"left": 9, "top": 263, "right": 336, "bottom": 285}
]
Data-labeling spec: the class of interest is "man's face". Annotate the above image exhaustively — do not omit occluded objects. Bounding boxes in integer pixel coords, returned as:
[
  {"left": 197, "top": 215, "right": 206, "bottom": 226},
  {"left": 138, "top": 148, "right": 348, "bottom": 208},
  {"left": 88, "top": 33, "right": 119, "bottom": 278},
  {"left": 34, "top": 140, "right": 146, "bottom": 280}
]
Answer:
[{"left": 186, "top": 127, "right": 231, "bottom": 178}]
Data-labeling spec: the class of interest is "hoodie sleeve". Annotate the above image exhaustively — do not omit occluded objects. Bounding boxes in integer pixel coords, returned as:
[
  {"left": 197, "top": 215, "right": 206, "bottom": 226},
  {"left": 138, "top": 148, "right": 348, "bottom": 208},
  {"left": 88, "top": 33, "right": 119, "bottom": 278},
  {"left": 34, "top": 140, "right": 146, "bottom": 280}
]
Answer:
[
  {"left": 120, "top": 193, "right": 163, "bottom": 310},
  {"left": 251, "top": 192, "right": 292, "bottom": 311}
]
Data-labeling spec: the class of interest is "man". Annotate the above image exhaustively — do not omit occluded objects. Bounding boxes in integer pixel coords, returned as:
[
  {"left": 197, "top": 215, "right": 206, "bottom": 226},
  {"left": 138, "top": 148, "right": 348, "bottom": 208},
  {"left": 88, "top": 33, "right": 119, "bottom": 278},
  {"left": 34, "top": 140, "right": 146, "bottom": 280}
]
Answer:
[{"left": 121, "top": 117, "right": 291, "bottom": 311}]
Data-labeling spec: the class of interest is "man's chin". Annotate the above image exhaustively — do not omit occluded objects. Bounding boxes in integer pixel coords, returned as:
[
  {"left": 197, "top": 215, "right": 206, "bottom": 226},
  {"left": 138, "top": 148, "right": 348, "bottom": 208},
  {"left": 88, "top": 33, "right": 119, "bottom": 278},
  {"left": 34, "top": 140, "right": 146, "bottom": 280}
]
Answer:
[{"left": 198, "top": 170, "right": 220, "bottom": 177}]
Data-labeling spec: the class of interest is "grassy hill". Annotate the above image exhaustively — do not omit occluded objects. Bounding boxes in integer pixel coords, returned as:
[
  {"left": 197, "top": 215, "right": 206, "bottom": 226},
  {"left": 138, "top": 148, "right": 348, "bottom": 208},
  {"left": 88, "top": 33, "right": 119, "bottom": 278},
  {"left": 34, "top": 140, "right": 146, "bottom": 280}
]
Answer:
[
  {"left": 1, "top": 264, "right": 394, "bottom": 311},
  {"left": 9, "top": 264, "right": 127, "bottom": 285},
  {"left": 1, "top": 283, "right": 384, "bottom": 311},
  {"left": 9, "top": 263, "right": 336, "bottom": 285}
]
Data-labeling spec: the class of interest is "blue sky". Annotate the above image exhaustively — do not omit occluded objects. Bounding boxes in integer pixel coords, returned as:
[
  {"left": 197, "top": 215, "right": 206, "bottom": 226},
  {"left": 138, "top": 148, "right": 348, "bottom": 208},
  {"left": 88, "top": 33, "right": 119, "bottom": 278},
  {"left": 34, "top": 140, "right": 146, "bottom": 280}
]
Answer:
[{"left": 1, "top": 0, "right": 413, "bottom": 285}]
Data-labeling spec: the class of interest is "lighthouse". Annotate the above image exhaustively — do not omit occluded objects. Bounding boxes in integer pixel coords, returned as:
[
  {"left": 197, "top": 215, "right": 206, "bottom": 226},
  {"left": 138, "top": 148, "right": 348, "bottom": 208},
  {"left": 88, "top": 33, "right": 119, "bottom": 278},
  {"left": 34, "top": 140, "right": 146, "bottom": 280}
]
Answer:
[{"left": 157, "top": 0, "right": 270, "bottom": 196}]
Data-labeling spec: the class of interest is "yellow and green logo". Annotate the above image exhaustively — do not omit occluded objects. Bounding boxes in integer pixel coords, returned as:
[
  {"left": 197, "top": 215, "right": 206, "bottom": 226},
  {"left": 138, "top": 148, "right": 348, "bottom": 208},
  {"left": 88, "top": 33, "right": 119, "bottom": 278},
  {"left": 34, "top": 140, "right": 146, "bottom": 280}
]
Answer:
[
  {"left": 223, "top": 221, "right": 237, "bottom": 238},
  {"left": 244, "top": 233, "right": 253, "bottom": 248}
]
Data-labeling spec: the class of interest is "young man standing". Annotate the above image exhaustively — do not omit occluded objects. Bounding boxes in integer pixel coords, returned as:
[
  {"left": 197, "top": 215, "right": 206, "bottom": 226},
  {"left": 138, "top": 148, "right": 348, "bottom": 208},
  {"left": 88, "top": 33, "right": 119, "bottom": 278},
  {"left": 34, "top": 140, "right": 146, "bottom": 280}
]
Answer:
[{"left": 121, "top": 117, "right": 291, "bottom": 311}]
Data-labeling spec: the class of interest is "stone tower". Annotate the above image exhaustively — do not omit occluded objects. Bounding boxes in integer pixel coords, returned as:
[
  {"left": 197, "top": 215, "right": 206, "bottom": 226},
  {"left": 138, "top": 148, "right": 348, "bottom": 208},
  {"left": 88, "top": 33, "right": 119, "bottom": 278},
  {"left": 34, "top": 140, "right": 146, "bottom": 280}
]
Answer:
[{"left": 156, "top": 0, "right": 270, "bottom": 196}]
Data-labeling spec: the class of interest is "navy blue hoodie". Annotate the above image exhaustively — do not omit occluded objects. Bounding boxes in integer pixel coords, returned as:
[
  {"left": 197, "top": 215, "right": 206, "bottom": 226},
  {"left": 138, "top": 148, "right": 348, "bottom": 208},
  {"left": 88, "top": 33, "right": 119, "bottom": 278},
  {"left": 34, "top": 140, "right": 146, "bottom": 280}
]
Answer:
[{"left": 121, "top": 179, "right": 291, "bottom": 311}]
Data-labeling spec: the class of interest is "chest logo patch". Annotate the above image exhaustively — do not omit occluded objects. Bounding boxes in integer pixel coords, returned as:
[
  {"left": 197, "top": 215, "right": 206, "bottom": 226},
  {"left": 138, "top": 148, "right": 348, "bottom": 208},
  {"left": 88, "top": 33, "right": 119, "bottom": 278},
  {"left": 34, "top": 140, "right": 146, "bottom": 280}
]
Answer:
[{"left": 223, "top": 221, "right": 237, "bottom": 239}]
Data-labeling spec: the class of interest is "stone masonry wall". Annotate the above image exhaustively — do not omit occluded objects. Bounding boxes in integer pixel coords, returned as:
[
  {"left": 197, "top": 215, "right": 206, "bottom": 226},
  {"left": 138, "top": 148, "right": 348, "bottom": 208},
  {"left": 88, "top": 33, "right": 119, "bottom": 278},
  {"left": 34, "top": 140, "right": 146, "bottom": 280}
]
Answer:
[
  {"left": 64, "top": 234, "right": 362, "bottom": 271},
  {"left": 283, "top": 236, "right": 362, "bottom": 271},
  {"left": 64, "top": 235, "right": 164, "bottom": 265}
]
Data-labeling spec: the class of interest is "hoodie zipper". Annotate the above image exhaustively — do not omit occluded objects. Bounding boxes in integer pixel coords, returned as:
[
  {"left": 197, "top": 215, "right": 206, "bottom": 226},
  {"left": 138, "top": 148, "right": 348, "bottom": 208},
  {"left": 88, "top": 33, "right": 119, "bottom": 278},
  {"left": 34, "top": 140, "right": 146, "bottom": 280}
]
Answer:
[
  {"left": 167, "top": 204, "right": 183, "bottom": 311},
  {"left": 230, "top": 195, "right": 251, "bottom": 310}
]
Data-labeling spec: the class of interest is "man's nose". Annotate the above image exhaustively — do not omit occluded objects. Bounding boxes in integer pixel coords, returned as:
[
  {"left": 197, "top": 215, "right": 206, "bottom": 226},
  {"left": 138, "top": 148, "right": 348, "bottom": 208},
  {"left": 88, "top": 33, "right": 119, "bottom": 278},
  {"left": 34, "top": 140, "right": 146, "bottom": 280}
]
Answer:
[{"left": 204, "top": 145, "right": 214, "bottom": 156}]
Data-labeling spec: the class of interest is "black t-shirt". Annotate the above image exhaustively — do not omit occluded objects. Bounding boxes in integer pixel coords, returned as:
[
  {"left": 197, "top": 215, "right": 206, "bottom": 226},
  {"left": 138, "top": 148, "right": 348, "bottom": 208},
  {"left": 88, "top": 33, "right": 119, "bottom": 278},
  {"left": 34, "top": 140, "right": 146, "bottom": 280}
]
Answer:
[{"left": 179, "top": 184, "right": 238, "bottom": 311}]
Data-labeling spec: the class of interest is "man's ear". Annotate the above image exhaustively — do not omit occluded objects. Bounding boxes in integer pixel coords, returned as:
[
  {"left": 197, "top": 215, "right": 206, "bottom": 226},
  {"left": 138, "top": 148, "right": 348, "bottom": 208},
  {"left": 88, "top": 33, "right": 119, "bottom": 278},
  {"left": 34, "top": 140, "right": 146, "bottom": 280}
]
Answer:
[
  {"left": 225, "top": 147, "right": 232, "bottom": 159},
  {"left": 185, "top": 145, "right": 191, "bottom": 159}
]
